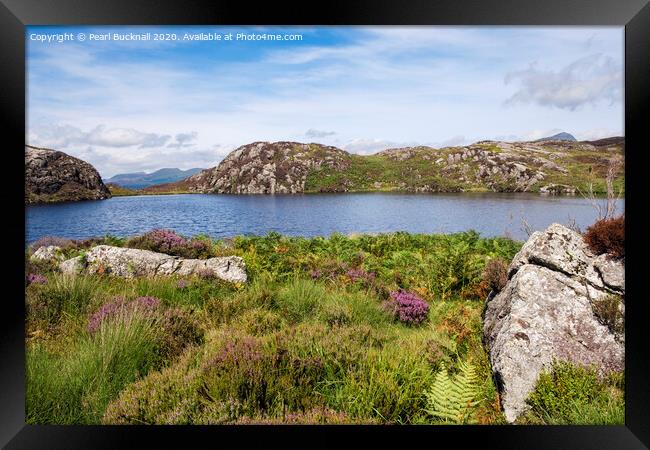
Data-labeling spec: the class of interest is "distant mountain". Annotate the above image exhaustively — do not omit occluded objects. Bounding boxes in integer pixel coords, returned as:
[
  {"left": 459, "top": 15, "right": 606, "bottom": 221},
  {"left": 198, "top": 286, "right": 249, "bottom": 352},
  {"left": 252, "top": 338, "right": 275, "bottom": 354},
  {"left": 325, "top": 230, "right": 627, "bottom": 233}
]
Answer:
[
  {"left": 105, "top": 168, "right": 204, "bottom": 189},
  {"left": 534, "top": 132, "right": 577, "bottom": 142},
  {"left": 26, "top": 145, "right": 111, "bottom": 204}
]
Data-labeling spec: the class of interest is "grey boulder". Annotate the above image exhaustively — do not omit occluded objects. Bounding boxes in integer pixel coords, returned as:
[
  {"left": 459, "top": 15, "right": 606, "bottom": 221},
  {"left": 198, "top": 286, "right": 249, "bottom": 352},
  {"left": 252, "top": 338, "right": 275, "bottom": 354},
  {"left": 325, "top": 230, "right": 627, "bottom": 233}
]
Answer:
[
  {"left": 59, "top": 245, "right": 247, "bottom": 283},
  {"left": 484, "top": 223, "right": 624, "bottom": 423}
]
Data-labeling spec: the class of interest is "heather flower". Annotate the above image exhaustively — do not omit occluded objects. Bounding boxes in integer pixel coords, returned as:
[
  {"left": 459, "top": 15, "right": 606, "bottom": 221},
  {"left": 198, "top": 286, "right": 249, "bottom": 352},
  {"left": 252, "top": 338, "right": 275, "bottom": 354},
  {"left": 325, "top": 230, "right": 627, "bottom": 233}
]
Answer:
[
  {"left": 29, "top": 236, "right": 76, "bottom": 254},
  {"left": 177, "top": 279, "right": 188, "bottom": 289},
  {"left": 146, "top": 229, "right": 186, "bottom": 250},
  {"left": 87, "top": 297, "right": 127, "bottom": 333},
  {"left": 87, "top": 295, "right": 161, "bottom": 333},
  {"left": 25, "top": 273, "right": 48, "bottom": 285},
  {"left": 186, "top": 239, "right": 212, "bottom": 256},
  {"left": 386, "top": 290, "right": 429, "bottom": 325},
  {"left": 132, "top": 296, "right": 161, "bottom": 311},
  {"left": 346, "top": 268, "right": 376, "bottom": 284},
  {"left": 158, "top": 307, "right": 204, "bottom": 360},
  {"left": 208, "top": 337, "right": 264, "bottom": 367},
  {"left": 310, "top": 269, "right": 322, "bottom": 280},
  {"left": 196, "top": 268, "right": 216, "bottom": 280},
  {"left": 126, "top": 229, "right": 215, "bottom": 259}
]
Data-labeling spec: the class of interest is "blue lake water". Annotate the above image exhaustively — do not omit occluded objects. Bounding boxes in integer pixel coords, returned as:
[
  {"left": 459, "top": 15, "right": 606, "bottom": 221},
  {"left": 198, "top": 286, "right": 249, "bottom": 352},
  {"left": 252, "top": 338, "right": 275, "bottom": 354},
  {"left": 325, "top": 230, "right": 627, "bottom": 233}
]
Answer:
[{"left": 25, "top": 193, "right": 624, "bottom": 245}]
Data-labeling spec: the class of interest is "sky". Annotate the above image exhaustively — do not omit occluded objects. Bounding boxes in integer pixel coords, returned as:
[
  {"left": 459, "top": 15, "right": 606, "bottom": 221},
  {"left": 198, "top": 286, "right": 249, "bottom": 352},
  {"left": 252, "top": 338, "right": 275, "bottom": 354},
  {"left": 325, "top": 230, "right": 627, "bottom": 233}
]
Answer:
[{"left": 26, "top": 26, "right": 624, "bottom": 178}]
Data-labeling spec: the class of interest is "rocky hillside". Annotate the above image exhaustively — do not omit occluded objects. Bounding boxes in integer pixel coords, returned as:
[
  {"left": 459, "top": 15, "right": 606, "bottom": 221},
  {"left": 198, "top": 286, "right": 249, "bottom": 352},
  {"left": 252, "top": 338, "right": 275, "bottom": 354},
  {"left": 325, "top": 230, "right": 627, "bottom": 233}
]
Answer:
[
  {"left": 185, "top": 141, "right": 350, "bottom": 194},
  {"left": 25, "top": 145, "right": 111, "bottom": 204},
  {"left": 175, "top": 137, "right": 624, "bottom": 195}
]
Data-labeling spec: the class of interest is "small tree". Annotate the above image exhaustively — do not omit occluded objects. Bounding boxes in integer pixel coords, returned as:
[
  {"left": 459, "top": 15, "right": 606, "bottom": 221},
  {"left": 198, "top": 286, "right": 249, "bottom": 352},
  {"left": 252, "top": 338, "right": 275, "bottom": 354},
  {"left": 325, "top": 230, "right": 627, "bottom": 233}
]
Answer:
[{"left": 577, "top": 155, "right": 623, "bottom": 221}]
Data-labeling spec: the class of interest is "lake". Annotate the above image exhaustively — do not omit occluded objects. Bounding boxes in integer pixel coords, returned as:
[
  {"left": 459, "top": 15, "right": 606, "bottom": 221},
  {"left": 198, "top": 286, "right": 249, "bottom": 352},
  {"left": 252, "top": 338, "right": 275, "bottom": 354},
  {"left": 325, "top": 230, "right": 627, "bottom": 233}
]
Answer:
[{"left": 25, "top": 193, "right": 624, "bottom": 245}]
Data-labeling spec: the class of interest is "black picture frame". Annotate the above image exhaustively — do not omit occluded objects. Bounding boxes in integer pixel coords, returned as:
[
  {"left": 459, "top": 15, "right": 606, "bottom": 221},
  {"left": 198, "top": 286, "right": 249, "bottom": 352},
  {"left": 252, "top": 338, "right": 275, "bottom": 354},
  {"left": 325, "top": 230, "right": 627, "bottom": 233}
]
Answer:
[{"left": 2, "top": 0, "right": 648, "bottom": 448}]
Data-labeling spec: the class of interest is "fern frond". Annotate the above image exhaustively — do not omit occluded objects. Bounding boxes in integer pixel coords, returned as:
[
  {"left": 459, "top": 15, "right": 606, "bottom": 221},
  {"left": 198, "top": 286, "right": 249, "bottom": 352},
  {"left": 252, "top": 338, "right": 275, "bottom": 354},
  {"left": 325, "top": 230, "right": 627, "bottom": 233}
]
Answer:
[{"left": 424, "top": 358, "right": 482, "bottom": 424}]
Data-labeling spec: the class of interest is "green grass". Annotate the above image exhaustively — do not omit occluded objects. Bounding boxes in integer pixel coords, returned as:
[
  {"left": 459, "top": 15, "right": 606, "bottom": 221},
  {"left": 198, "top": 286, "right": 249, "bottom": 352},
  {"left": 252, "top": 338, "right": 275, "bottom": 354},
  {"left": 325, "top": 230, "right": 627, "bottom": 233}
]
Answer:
[
  {"left": 25, "top": 230, "right": 623, "bottom": 425},
  {"left": 27, "top": 307, "right": 163, "bottom": 424}
]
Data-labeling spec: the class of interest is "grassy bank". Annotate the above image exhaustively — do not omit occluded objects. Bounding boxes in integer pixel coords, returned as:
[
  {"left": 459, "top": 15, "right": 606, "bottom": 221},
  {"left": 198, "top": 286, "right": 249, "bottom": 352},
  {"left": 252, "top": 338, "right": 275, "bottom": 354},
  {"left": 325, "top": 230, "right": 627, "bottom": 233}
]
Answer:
[{"left": 24, "top": 230, "right": 624, "bottom": 424}]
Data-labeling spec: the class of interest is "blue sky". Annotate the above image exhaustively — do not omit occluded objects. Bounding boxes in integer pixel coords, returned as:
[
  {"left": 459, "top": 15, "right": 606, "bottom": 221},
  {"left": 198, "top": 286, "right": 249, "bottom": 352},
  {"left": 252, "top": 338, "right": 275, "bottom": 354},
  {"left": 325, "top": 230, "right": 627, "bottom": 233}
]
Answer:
[{"left": 26, "top": 26, "right": 623, "bottom": 177}]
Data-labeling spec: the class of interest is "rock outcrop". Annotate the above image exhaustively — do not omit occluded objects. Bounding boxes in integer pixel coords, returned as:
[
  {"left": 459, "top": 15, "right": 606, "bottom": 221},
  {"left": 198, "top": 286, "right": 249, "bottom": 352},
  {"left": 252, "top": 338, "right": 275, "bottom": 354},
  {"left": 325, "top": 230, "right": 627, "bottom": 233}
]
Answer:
[
  {"left": 26, "top": 145, "right": 111, "bottom": 204},
  {"left": 539, "top": 184, "right": 577, "bottom": 195},
  {"left": 30, "top": 245, "right": 65, "bottom": 261},
  {"left": 186, "top": 141, "right": 350, "bottom": 194},
  {"left": 483, "top": 223, "right": 624, "bottom": 423},
  {"left": 59, "top": 245, "right": 247, "bottom": 283}
]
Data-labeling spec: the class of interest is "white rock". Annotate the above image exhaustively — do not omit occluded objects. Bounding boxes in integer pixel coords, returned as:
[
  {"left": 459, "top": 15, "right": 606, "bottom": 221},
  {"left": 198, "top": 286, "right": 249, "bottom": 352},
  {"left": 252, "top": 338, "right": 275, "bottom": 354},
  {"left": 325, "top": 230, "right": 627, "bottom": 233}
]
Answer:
[
  {"left": 31, "top": 245, "right": 64, "bottom": 261},
  {"left": 59, "top": 245, "right": 247, "bottom": 283},
  {"left": 59, "top": 255, "right": 85, "bottom": 275}
]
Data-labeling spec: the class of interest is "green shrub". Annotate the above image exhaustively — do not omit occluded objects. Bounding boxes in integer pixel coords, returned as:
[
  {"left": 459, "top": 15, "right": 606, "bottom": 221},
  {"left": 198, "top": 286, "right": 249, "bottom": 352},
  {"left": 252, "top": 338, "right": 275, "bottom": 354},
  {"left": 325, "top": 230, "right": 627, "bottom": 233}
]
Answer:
[
  {"left": 27, "top": 296, "right": 205, "bottom": 424},
  {"left": 201, "top": 334, "right": 328, "bottom": 416},
  {"left": 315, "top": 290, "right": 390, "bottom": 328},
  {"left": 326, "top": 343, "right": 434, "bottom": 423},
  {"left": 25, "top": 256, "right": 59, "bottom": 276},
  {"left": 525, "top": 360, "right": 624, "bottom": 425},
  {"left": 130, "top": 275, "right": 237, "bottom": 309},
  {"left": 102, "top": 323, "right": 395, "bottom": 424}
]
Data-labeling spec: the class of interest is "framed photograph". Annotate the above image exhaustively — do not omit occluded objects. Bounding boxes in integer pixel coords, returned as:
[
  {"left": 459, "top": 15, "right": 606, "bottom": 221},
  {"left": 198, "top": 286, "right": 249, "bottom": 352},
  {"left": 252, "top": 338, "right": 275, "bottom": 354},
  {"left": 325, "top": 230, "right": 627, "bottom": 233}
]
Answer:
[{"left": 2, "top": 0, "right": 648, "bottom": 448}]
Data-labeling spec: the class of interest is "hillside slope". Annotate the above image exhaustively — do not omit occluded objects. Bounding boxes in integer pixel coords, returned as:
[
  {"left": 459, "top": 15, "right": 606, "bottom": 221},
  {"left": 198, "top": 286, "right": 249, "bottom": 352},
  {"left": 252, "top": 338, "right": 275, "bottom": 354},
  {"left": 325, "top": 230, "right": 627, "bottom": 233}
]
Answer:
[{"left": 173, "top": 138, "right": 624, "bottom": 195}]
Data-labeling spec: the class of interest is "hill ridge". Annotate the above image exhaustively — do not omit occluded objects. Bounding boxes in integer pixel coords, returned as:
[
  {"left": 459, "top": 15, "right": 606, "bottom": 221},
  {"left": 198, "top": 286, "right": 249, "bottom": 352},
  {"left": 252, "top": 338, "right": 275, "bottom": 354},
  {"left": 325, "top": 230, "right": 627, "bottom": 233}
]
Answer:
[{"left": 164, "top": 137, "right": 624, "bottom": 195}]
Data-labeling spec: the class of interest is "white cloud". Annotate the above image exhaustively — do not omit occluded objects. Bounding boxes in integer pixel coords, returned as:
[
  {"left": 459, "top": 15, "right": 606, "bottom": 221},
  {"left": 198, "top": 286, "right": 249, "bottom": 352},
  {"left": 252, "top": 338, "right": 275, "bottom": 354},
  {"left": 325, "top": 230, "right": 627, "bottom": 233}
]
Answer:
[
  {"left": 575, "top": 128, "right": 623, "bottom": 141},
  {"left": 435, "top": 135, "right": 468, "bottom": 147},
  {"left": 342, "top": 138, "right": 420, "bottom": 154},
  {"left": 73, "top": 144, "right": 226, "bottom": 178},
  {"left": 167, "top": 131, "right": 198, "bottom": 148},
  {"left": 305, "top": 129, "right": 336, "bottom": 138},
  {"left": 504, "top": 54, "right": 622, "bottom": 110},
  {"left": 28, "top": 124, "right": 172, "bottom": 149},
  {"left": 340, "top": 135, "right": 472, "bottom": 153},
  {"left": 27, "top": 123, "right": 217, "bottom": 177}
]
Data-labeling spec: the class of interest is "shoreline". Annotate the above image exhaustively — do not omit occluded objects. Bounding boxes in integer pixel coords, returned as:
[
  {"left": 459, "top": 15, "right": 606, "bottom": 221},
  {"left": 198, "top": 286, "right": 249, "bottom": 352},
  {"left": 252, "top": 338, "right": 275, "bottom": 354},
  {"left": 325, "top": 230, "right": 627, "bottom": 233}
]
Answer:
[{"left": 31, "top": 188, "right": 623, "bottom": 205}]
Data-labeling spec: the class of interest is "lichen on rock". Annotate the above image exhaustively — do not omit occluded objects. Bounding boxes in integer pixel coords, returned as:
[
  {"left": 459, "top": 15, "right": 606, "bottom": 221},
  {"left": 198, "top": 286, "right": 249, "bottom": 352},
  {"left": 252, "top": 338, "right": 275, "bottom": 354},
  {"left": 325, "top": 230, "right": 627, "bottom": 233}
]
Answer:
[
  {"left": 483, "top": 223, "right": 624, "bottom": 423},
  {"left": 59, "top": 245, "right": 247, "bottom": 283}
]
